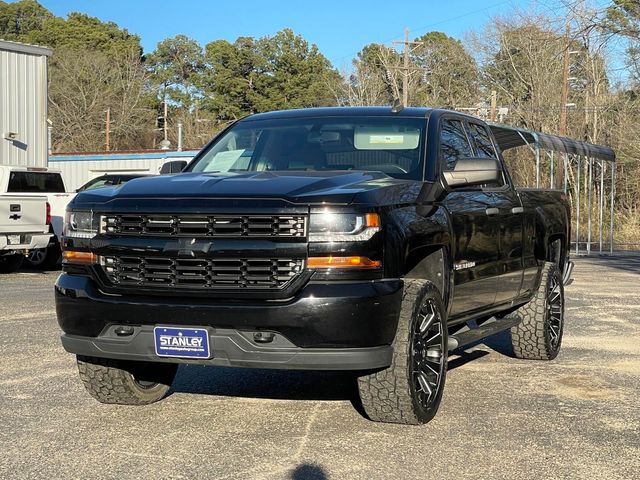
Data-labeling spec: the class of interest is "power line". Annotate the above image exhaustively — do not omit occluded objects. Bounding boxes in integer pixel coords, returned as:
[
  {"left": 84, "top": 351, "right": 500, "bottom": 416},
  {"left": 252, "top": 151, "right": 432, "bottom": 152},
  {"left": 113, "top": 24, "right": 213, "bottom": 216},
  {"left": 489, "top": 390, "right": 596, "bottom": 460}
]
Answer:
[{"left": 331, "top": 0, "right": 513, "bottom": 65}]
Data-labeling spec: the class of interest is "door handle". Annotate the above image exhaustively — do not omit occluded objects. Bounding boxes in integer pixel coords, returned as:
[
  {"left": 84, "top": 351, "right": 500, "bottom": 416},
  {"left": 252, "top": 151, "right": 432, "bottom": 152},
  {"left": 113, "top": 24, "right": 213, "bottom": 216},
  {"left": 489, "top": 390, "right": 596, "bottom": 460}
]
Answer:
[
  {"left": 485, "top": 208, "right": 500, "bottom": 216},
  {"left": 511, "top": 206, "right": 524, "bottom": 214}
]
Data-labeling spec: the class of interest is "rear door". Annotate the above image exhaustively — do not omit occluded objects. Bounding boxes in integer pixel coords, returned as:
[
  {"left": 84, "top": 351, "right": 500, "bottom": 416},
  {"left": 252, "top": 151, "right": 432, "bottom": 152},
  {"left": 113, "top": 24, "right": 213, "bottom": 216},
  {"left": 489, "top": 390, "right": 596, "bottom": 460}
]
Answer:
[
  {"left": 466, "top": 121, "right": 524, "bottom": 303},
  {"left": 440, "top": 117, "right": 500, "bottom": 317}
]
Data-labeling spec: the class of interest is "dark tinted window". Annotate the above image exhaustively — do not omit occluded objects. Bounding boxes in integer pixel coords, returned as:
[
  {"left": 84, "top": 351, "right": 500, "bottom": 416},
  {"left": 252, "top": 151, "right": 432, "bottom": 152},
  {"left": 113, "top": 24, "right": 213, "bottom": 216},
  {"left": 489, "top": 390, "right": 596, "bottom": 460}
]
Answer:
[
  {"left": 440, "top": 120, "right": 473, "bottom": 171},
  {"left": 7, "top": 172, "right": 65, "bottom": 193},
  {"left": 468, "top": 123, "right": 497, "bottom": 158}
]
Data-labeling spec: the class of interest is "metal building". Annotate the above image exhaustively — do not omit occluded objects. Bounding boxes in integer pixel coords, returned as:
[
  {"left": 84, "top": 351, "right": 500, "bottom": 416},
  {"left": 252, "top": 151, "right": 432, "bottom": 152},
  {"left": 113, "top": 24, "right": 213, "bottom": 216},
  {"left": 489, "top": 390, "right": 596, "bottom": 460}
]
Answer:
[
  {"left": 0, "top": 39, "right": 52, "bottom": 167},
  {"left": 49, "top": 150, "right": 198, "bottom": 191}
]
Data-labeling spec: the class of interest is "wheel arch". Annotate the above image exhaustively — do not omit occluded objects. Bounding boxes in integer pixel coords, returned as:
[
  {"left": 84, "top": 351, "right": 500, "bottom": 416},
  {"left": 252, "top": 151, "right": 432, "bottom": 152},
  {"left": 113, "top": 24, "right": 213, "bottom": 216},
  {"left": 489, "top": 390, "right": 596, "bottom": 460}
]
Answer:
[{"left": 403, "top": 246, "right": 450, "bottom": 308}]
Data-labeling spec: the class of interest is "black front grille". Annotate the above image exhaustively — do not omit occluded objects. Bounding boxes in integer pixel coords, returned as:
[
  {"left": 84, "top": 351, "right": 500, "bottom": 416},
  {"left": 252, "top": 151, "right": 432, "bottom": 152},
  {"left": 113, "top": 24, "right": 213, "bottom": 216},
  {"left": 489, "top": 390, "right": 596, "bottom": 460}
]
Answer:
[
  {"left": 100, "top": 255, "right": 305, "bottom": 290},
  {"left": 101, "top": 214, "right": 306, "bottom": 238}
]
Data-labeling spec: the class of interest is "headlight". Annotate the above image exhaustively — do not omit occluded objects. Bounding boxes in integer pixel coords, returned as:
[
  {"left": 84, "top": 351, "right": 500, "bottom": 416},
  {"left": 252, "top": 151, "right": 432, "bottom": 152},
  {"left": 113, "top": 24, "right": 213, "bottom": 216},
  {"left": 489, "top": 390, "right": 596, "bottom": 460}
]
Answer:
[
  {"left": 309, "top": 211, "right": 380, "bottom": 242},
  {"left": 63, "top": 211, "right": 98, "bottom": 238}
]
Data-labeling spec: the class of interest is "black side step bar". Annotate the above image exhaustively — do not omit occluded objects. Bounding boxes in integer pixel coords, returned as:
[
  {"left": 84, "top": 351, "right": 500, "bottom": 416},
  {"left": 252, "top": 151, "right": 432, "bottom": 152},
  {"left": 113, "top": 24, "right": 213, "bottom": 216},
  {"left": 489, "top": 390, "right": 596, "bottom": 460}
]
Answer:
[{"left": 448, "top": 316, "right": 521, "bottom": 351}]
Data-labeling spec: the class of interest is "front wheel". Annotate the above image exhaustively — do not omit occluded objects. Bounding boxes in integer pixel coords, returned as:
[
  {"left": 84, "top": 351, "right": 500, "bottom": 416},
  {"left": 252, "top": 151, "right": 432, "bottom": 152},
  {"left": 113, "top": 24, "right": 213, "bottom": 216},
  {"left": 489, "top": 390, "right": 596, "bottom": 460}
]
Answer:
[
  {"left": 357, "top": 280, "right": 447, "bottom": 425},
  {"left": 76, "top": 356, "right": 178, "bottom": 405}
]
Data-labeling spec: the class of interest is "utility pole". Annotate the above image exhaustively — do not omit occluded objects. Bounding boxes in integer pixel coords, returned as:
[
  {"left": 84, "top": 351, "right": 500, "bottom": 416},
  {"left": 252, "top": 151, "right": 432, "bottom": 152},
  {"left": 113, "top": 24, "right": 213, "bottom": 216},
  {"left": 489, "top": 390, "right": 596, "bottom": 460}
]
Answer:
[
  {"left": 105, "top": 107, "right": 111, "bottom": 152},
  {"left": 557, "top": 21, "right": 571, "bottom": 190},
  {"left": 391, "top": 28, "right": 425, "bottom": 107},
  {"left": 559, "top": 21, "right": 571, "bottom": 137},
  {"left": 163, "top": 101, "right": 168, "bottom": 142},
  {"left": 490, "top": 90, "right": 497, "bottom": 122}
]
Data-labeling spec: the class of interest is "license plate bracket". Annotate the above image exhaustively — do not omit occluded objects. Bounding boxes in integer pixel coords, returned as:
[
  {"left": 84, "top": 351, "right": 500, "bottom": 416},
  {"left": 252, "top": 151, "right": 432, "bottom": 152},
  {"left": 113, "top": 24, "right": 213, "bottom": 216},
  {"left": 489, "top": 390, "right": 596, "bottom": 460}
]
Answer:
[{"left": 154, "top": 327, "right": 210, "bottom": 359}]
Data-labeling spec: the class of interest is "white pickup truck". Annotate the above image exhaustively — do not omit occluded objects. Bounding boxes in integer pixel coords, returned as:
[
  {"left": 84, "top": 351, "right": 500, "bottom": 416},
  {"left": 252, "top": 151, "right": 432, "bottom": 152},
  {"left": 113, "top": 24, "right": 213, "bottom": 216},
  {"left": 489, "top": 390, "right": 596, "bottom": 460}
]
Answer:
[
  {"left": 0, "top": 195, "right": 51, "bottom": 273},
  {"left": 0, "top": 166, "right": 74, "bottom": 269}
]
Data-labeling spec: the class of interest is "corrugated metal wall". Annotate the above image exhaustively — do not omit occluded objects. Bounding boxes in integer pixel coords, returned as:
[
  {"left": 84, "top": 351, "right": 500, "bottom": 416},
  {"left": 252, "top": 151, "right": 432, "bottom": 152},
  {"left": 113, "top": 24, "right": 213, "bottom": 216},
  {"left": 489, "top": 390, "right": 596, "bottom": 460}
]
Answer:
[
  {"left": 49, "top": 151, "right": 198, "bottom": 191},
  {"left": 0, "top": 41, "right": 51, "bottom": 168}
]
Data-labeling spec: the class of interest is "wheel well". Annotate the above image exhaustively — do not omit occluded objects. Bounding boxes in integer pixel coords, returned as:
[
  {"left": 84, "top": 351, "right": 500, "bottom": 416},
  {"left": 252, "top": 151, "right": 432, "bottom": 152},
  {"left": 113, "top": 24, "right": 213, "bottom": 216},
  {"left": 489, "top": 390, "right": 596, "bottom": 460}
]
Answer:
[
  {"left": 404, "top": 247, "right": 448, "bottom": 304},
  {"left": 546, "top": 235, "right": 565, "bottom": 270}
]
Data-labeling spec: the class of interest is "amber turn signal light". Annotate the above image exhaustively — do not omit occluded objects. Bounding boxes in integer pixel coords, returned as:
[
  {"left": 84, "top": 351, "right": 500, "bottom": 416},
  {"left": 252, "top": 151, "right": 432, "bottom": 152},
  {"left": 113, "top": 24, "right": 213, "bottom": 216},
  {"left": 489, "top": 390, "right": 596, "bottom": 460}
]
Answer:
[
  {"left": 62, "top": 250, "right": 97, "bottom": 264},
  {"left": 307, "top": 256, "right": 381, "bottom": 269},
  {"left": 365, "top": 213, "right": 380, "bottom": 228}
]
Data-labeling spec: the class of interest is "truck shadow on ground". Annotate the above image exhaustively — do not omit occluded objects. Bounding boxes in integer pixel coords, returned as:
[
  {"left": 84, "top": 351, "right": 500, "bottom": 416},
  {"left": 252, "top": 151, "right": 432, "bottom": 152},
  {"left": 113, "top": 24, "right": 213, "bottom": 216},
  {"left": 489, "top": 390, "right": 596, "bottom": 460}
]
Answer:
[
  {"left": 169, "top": 333, "right": 514, "bottom": 404},
  {"left": 170, "top": 365, "right": 360, "bottom": 402}
]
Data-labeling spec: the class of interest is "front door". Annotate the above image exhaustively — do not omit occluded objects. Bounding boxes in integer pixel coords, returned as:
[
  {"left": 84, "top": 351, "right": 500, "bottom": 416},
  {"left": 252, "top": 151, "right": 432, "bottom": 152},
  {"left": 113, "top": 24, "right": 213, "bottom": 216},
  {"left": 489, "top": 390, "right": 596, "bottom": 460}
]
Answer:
[
  {"left": 465, "top": 121, "right": 525, "bottom": 304},
  {"left": 439, "top": 118, "right": 500, "bottom": 318}
]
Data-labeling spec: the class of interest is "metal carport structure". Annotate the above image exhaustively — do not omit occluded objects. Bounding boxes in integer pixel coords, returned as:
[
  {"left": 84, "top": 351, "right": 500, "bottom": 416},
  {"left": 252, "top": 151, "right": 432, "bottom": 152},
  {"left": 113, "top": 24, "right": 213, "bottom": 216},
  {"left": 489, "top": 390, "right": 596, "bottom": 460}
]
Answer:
[{"left": 488, "top": 123, "right": 616, "bottom": 256}]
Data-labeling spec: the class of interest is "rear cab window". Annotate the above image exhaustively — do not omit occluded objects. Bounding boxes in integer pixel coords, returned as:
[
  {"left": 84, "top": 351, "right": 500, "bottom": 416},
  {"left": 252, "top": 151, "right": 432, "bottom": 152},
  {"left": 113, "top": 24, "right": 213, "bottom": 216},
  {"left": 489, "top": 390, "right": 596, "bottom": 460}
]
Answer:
[{"left": 7, "top": 172, "right": 65, "bottom": 193}]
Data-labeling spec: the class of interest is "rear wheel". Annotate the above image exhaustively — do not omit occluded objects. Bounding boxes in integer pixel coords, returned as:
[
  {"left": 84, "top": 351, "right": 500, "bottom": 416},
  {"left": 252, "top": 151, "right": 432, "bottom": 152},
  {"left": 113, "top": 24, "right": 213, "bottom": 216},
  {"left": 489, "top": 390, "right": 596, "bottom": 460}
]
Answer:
[
  {"left": 76, "top": 356, "right": 178, "bottom": 405},
  {"left": 25, "top": 241, "right": 61, "bottom": 270},
  {"left": 0, "top": 254, "right": 24, "bottom": 273},
  {"left": 357, "top": 280, "right": 447, "bottom": 425},
  {"left": 509, "top": 262, "right": 564, "bottom": 360}
]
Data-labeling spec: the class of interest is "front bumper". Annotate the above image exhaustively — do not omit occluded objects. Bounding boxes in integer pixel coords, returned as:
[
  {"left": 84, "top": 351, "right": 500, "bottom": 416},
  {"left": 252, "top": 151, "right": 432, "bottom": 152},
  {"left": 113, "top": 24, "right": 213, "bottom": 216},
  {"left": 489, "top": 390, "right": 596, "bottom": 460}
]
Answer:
[
  {"left": 0, "top": 233, "right": 52, "bottom": 252},
  {"left": 55, "top": 273, "right": 403, "bottom": 370}
]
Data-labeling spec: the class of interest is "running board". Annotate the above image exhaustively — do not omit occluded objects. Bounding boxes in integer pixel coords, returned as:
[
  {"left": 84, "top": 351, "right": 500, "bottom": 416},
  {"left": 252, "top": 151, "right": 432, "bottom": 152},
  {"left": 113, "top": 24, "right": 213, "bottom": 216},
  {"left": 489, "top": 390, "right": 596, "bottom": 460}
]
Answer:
[{"left": 448, "top": 316, "right": 521, "bottom": 351}]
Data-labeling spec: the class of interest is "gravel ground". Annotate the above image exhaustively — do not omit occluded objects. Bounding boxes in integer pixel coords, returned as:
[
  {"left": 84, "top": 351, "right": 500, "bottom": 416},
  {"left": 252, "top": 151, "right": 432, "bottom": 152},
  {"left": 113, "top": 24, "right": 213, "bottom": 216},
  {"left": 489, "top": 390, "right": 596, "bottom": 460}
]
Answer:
[{"left": 0, "top": 256, "right": 638, "bottom": 480}]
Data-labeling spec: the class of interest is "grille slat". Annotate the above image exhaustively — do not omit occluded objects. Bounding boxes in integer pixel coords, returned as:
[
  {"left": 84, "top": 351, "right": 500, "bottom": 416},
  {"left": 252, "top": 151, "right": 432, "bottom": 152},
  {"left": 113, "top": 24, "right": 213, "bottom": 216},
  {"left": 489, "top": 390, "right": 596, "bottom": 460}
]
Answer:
[
  {"left": 102, "top": 214, "right": 306, "bottom": 238},
  {"left": 100, "top": 255, "right": 304, "bottom": 290}
]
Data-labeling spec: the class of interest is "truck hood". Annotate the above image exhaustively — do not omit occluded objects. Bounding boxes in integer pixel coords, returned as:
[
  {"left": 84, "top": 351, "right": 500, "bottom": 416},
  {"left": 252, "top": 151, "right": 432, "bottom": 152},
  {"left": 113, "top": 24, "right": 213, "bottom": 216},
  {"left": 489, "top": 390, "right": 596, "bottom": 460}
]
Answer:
[{"left": 73, "top": 171, "right": 422, "bottom": 207}]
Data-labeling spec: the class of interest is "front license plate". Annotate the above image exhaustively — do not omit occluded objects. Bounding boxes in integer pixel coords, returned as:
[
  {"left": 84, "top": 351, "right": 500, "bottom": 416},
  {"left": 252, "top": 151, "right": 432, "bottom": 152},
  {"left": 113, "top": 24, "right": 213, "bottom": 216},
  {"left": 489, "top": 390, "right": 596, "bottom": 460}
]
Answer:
[
  {"left": 7, "top": 235, "right": 20, "bottom": 245},
  {"left": 154, "top": 327, "right": 210, "bottom": 359}
]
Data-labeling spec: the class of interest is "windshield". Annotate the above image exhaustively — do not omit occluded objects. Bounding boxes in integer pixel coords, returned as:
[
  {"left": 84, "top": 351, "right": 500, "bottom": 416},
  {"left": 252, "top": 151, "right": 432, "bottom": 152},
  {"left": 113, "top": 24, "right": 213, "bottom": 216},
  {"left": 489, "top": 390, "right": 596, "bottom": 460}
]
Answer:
[{"left": 188, "top": 116, "right": 426, "bottom": 180}]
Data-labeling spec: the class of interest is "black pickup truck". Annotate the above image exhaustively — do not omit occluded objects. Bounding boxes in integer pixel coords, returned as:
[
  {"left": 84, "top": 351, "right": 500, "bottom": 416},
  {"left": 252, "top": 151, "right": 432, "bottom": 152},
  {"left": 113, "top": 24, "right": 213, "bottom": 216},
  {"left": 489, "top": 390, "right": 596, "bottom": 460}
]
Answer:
[{"left": 56, "top": 107, "right": 571, "bottom": 425}]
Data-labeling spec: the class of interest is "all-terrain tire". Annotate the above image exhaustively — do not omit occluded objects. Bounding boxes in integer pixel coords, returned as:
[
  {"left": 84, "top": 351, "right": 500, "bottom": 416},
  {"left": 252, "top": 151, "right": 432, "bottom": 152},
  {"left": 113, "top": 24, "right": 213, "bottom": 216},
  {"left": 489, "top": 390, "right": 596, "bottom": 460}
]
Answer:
[
  {"left": 357, "top": 280, "right": 447, "bottom": 425},
  {"left": 509, "top": 261, "right": 564, "bottom": 360},
  {"left": 76, "top": 355, "right": 178, "bottom": 405},
  {"left": 0, "top": 254, "right": 24, "bottom": 273}
]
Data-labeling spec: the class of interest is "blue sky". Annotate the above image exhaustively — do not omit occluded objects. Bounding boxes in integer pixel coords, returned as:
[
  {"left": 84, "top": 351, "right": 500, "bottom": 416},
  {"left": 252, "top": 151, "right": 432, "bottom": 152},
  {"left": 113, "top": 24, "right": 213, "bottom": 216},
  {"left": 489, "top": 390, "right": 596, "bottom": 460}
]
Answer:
[{"left": 34, "top": 0, "right": 538, "bottom": 66}]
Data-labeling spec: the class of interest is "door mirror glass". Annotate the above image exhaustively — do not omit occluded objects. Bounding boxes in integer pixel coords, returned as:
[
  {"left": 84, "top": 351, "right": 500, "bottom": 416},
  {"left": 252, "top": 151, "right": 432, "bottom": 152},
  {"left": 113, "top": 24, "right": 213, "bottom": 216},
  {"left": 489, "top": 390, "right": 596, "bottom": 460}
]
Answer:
[{"left": 442, "top": 158, "right": 500, "bottom": 188}]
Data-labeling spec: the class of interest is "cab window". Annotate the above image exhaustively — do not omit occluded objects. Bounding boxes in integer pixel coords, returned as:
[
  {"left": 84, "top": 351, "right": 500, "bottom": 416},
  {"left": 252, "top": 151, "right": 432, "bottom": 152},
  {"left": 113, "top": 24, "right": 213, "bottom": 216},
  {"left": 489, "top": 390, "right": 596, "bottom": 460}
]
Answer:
[
  {"left": 439, "top": 120, "right": 473, "bottom": 171},
  {"left": 468, "top": 123, "right": 498, "bottom": 159}
]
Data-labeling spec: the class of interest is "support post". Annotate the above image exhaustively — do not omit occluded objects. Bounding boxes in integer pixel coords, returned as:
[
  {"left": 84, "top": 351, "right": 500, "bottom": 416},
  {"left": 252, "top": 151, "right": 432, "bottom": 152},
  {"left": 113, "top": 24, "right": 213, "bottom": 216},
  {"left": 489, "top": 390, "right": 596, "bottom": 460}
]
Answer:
[
  {"left": 563, "top": 153, "right": 569, "bottom": 193},
  {"left": 177, "top": 122, "right": 183, "bottom": 152},
  {"left": 575, "top": 155, "right": 581, "bottom": 255},
  {"left": 610, "top": 163, "right": 615, "bottom": 254},
  {"left": 550, "top": 150, "right": 555, "bottom": 188},
  {"left": 587, "top": 157, "right": 593, "bottom": 255},
  {"left": 599, "top": 160, "right": 604, "bottom": 254},
  {"left": 535, "top": 144, "right": 540, "bottom": 188}
]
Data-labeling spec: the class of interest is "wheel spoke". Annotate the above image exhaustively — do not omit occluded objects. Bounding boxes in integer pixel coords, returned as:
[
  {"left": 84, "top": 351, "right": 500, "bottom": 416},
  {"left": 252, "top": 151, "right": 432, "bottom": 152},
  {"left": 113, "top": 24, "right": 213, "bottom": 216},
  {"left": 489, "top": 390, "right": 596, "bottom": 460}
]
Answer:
[
  {"left": 416, "top": 371, "right": 432, "bottom": 396},
  {"left": 412, "top": 298, "right": 445, "bottom": 410}
]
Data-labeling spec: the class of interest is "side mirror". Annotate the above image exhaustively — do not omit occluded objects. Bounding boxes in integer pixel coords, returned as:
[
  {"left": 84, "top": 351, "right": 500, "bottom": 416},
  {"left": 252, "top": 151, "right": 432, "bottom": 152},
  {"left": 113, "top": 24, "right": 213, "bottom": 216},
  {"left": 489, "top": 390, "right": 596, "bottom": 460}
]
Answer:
[
  {"left": 442, "top": 158, "right": 500, "bottom": 188},
  {"left": 160, "top": 160, "right": 187, "bottom": 174}
]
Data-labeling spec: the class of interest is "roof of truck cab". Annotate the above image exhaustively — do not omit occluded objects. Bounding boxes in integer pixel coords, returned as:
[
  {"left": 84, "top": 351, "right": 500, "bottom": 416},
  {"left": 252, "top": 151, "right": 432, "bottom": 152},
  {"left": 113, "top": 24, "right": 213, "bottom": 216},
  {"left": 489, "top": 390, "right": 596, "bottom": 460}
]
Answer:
[{"left": 242, "top": 106, "right": 434, "bottom": 121}]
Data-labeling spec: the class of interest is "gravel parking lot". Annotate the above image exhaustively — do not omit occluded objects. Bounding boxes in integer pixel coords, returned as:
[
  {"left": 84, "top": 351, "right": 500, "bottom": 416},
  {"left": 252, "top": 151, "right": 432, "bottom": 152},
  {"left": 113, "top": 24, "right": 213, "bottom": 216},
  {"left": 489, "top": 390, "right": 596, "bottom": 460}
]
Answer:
[{"left": 0, "top": 256, "right": 638, "bottom": 480}]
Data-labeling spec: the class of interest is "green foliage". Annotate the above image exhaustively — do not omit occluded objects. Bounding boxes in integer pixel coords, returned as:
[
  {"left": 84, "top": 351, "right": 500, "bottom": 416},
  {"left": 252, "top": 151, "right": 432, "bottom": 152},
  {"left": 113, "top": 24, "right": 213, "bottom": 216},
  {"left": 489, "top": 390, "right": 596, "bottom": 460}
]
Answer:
[
  {"left": 606, "top": 0, "right": 640, "bottom": 37},
  {"left": 200, "top": 29, "right": 339, "bottom": 121},
  {"left": 412, "top": 31, "right": 479, "bottom": 108},
  {"left": 0, "top": 0, "right": 51, "bottom": 41},
  {"left": 146, "top": 34, "right": 204, "bottom": 108}
]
